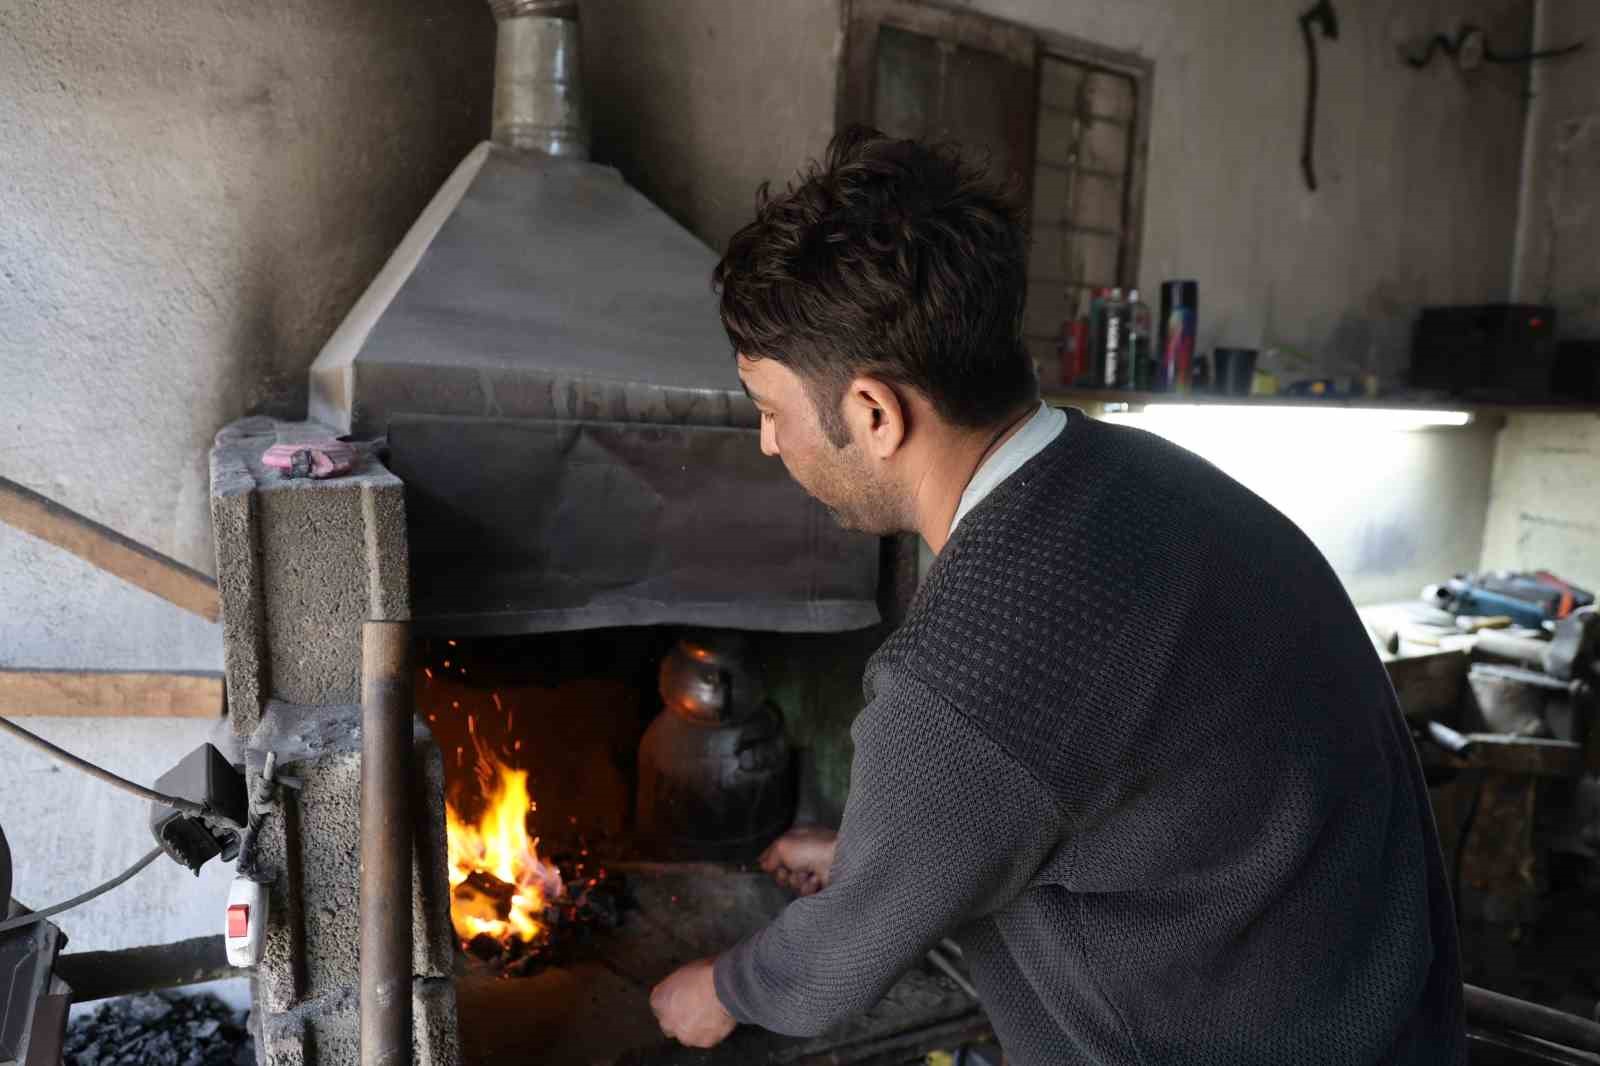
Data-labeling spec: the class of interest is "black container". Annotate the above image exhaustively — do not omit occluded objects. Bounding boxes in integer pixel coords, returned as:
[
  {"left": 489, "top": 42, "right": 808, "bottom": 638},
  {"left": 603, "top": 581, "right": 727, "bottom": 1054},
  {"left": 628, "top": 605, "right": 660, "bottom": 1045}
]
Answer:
[
  {"left": 1410, "top": 304, "right": 1556, "bottom": 398},
  {"left": 1212, "top": 348, "right": 1258, "bottom": 396},
  {"left": 636, "top": 630, "right": 795, "bottom": 861},
  {"left": 1553, "top": 340, "right": 1600, "bottom": 402}
]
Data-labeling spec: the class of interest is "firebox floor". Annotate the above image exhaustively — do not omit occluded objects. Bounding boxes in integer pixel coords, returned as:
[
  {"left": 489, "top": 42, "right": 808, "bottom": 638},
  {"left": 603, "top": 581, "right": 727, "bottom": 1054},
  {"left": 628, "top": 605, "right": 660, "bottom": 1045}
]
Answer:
[{"left": 456, "top": 863, "right": 990, "bottom": 1065}]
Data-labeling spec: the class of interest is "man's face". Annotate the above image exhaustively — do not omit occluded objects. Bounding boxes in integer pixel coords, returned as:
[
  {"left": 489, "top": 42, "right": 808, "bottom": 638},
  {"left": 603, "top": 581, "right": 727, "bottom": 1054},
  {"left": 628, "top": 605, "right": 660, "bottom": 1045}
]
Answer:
[{"left": 736, "top": 355, "right": 904, "bottom": 534}]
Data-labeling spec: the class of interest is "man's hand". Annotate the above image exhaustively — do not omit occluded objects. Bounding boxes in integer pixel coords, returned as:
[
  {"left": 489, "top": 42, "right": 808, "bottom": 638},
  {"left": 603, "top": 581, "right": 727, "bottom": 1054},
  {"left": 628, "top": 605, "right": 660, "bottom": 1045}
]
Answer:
[
  {"left": 760, "top": 825, "right": 838, "bottom": 897},
  {"left": 650, "top": 957, "right": 737, "bottom": 1048}
]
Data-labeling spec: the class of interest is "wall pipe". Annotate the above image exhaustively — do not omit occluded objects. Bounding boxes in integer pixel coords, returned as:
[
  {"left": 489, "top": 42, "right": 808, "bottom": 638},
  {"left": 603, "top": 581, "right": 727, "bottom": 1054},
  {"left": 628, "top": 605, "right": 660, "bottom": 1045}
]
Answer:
[{"left": 360, "top": 621, "right": 413, "bottom": 1066}]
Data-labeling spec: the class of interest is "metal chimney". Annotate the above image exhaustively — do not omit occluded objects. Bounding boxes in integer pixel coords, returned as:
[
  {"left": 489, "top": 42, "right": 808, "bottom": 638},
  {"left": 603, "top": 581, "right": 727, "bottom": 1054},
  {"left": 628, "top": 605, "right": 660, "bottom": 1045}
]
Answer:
[{"left": 489, "top": 0, "right": 589, "bottom": 157}]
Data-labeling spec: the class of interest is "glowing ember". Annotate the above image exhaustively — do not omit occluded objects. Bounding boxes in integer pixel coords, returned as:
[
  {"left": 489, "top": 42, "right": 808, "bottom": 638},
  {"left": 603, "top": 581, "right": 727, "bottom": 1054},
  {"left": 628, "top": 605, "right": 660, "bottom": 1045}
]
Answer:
[{"left": 445, "top": 737, "right": 562, "bottom": 947}]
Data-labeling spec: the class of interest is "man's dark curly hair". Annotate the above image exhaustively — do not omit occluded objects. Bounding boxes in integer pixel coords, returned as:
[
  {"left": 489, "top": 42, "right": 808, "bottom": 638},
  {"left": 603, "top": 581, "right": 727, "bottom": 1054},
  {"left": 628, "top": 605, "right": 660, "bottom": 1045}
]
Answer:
[{"left": 713, "top": 125, "right": 1037, "bottom": 447}]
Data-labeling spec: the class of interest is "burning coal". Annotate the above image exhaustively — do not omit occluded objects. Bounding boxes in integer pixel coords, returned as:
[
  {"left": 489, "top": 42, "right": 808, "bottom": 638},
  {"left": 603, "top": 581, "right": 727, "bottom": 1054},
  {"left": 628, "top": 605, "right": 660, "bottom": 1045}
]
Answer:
[
  {"left": 424, "top": 641, "right": 637, "bottom": 972},
  {"left": 445, "top": 737, "right": 563, "bottom": 947}
]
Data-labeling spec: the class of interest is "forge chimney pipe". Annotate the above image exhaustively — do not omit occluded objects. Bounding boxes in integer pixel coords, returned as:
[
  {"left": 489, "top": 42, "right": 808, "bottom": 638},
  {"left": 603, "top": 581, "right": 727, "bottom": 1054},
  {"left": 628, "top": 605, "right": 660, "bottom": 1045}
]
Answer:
[
  {"left": 359, "top": 621, "right": 414, "bottom": 1066},
  {"left": 490, "top": 0, "right": 589, "bottom": 157}
]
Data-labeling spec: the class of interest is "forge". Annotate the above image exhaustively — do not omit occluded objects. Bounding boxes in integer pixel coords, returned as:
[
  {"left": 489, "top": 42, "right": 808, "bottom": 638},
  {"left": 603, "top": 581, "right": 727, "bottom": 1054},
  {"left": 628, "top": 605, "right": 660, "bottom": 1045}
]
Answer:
[{"left": 203, "top": 3, "right": 968, "bottom": 1063}]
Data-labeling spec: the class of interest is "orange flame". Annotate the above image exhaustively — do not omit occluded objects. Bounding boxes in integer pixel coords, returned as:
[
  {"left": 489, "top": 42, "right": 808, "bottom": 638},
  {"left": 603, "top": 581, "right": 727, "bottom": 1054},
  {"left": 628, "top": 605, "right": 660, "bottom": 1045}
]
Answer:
[{"left": 445, "top": 739, "right": 562, "bottom": 946}]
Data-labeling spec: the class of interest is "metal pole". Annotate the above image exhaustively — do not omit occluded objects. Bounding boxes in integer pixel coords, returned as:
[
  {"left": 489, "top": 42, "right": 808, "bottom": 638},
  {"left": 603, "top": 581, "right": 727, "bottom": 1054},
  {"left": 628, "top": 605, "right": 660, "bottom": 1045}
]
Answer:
[
  {"left": 360, "top": 621, "right": 413, "bottom": 1066},
  {"left": 1465, "top": 983, "right": 1600, "bottom": 1054}
]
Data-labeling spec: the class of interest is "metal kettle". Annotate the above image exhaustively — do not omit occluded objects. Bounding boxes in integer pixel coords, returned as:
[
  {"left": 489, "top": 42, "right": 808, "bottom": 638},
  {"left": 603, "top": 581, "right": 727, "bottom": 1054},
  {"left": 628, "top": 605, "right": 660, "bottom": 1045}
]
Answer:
[{"left": 636, "top": 630, "right": 795, "bottom": 861}]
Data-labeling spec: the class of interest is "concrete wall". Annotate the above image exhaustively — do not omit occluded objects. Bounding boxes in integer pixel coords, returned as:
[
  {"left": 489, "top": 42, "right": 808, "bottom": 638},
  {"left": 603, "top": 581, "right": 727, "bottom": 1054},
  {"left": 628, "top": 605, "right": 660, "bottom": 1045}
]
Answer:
[
  {"left": 581, "top": 0, "right": 843, "bottom": 254},
  {"left": 584, "top": 0, "right": 1530, "bottom": 384},
  {"left": 0, "top": 0, "right": 491, "bottom": 586},
  {"left": 1484, "top": 2, "right": 1600, "bottom": 586},
  {"left": 970, "top": 0, "right": 1529, "bottom": 384},
  {"left": 1480, "top": 414, "right": 1600, "bottom": 588},
  {"left": 1513, "top": 0, "right": 1600, "bottom": 334},
  {"left": 0, "top": 0, "right": 491, "bottom": 953}
]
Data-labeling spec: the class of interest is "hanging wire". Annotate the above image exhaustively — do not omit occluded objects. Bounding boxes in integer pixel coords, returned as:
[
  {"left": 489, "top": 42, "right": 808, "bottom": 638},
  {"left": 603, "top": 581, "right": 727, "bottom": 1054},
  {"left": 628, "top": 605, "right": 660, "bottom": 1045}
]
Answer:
[
  {"left": 0, "top": 847, "right": 165, "bottom": 933},
  {"left": 1404, "top": 25, "right": 1586, "bottom": 69},
  {"left": 0, "top": 715, "right": 213, "bottom": 819}
]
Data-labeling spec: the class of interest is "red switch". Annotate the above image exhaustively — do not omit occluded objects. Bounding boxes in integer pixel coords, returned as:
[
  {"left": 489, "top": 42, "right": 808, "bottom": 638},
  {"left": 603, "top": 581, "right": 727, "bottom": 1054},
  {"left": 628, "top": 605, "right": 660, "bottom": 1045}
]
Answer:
[{"left": 227, "top": 903, "right": 250, "bottom": 939}]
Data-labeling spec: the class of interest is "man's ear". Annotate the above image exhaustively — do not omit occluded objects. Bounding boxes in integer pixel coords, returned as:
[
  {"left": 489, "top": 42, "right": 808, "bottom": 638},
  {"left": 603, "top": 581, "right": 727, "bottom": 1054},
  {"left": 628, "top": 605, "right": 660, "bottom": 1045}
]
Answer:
[{"left": 843, "top": 375, "right": 907, "bottom": 460}]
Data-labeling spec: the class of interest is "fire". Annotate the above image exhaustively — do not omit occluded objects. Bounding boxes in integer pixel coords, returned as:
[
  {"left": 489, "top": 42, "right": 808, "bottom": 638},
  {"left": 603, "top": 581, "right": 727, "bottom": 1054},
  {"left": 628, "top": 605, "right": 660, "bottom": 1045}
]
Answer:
[{"left": 445, "top": 736, "right": 563, "bottom": 947}]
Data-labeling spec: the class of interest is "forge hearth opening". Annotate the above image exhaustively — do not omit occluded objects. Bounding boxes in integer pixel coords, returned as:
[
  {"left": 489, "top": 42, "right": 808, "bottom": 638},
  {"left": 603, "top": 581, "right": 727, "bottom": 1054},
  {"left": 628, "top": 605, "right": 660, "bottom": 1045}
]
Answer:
[{"left": 418, "top": 627, "right": 803, "bottom": 972}]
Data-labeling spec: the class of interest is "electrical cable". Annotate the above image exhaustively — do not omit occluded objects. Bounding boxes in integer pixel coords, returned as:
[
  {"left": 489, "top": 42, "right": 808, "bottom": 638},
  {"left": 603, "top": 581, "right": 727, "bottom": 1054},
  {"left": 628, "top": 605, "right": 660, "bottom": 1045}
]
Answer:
[
  {"left": 1487, "top": 39, "right": 1586, "bottom": 64},
  {"left": 0, "top": 714, "right": 211, "bottom": 818},
  {"left": 0, "top": 846, "right": 165, "bottom": 933},
  {"left": 1405, "top": 26, "right": 1585, "bottom": 69},
  {"left": 234, "top": 752, "right": 278, "bottom": 883},
  {"left": 1298, "top": 0, "right": 1340, "bottom": 192}
]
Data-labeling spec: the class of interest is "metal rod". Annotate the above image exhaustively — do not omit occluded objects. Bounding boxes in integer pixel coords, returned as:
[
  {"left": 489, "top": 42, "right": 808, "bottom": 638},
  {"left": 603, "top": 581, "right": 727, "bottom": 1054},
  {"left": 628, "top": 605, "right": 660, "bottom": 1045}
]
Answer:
[
  {"left": 360, "top": 621, "right": 413, "bottom": 1066},
  {"left": 1464, "top": 983, "right": 1600, "bottom": 1054},
  {"left": 56, "top": 935, "right": 240, "bottom": 1003},
  {"left": 925, "top": 945, "right": 978, "bottom": 1000}
]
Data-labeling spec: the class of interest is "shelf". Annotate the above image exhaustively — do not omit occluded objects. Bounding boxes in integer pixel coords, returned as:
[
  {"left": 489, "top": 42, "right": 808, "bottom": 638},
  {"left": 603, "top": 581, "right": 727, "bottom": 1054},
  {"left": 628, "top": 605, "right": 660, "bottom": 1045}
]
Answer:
[{"left": 1044, "top": 389, "right": 1600, "bottom": 415}]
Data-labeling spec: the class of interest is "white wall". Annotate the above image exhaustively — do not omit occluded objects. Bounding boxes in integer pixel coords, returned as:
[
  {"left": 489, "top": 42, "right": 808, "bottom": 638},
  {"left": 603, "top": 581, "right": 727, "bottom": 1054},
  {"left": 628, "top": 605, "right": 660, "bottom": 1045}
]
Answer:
[
  {"left": 1, "top": 0, "right": 491, "bottom": 956},
  {"left": 1102, "top": 412, "right": 1498, "bottom": 605},
  {"left": 0, "top": 0, "right": 491, "bottom": 606},
  {"left": 1485, "top": 1, "right": 1600, "bottom": 585},
  {"left": 1480, "top": 413, "right": 1600, "bottom": 588}
]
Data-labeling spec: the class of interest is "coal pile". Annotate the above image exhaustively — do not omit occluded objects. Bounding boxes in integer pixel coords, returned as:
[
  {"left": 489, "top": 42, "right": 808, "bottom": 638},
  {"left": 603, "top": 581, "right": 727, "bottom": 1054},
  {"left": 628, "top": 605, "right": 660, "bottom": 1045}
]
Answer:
[
  {"left": 462, "top": 857, "right": 635, "bottom": 977},
  {"left": 65, "top": 992, "right": 251, "bottom": 1066}
]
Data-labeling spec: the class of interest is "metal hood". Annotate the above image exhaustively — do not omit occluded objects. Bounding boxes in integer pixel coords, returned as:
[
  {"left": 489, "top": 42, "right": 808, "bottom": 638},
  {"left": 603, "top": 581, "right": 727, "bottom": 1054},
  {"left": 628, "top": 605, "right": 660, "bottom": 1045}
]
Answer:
[{"left": 305, "top": 1, "right": 881, "bottom": 637}]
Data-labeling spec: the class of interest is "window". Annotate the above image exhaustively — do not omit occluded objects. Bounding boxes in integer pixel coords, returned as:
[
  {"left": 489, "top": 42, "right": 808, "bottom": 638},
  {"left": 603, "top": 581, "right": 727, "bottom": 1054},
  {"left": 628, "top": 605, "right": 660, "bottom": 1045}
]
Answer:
[
  {"left": 840, "top": 2, "right": 1152, "bottom": 389},
  {"left": 1024, "top": 52, "right": 1149, "bottom": 386}
]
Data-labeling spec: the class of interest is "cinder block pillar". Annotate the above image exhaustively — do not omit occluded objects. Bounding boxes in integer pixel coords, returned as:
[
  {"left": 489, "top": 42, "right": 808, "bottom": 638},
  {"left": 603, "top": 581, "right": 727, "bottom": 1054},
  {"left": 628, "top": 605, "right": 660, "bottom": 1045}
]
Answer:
[{"left": 210, "top": 417, "right": 457, "bottom": 1066}]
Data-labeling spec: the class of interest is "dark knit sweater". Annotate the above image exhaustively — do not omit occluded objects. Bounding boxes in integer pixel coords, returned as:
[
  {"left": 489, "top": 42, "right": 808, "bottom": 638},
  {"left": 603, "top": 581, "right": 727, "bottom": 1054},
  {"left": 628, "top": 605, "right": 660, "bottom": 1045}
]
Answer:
[{"left": 714, "top": 410, "right": 1465, "bottom": 1064}]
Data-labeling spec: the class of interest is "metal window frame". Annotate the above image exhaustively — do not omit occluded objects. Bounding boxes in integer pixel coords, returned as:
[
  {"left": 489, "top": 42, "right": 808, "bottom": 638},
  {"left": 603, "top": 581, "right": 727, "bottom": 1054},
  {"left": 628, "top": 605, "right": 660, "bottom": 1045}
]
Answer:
[
  {"left": 1034, "top": 29, "right": 1154, "bottom": 291},
  {"left": 838, "top": 0, "right": 1040, "bottom": 213},
  {"left": 836, "top": 2, "right": 1153, "bottom": 292}
]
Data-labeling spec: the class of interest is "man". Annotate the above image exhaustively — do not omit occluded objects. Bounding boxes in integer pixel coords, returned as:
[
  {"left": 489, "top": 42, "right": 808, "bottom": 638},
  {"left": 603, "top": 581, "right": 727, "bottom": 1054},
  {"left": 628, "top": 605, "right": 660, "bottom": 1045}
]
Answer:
[{"left": 650, "top": 127, "right": 1465, "bottom": 1063}]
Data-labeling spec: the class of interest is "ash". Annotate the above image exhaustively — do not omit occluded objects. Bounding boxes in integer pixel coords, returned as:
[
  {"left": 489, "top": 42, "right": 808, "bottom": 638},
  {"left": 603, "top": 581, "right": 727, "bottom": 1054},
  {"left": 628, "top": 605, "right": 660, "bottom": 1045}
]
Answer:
[{"left": 65, "top": 992, "right": 252, "bottom": 1066}]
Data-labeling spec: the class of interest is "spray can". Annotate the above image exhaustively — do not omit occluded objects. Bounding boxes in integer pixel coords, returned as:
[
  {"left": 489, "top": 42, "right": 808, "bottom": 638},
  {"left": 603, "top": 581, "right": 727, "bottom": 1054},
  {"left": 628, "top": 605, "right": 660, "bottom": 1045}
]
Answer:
[
  {"left": 1158, "top": 280, "right": 1199, "bottom": 392},
  {"left": 1101, "top": 288, "right": 1128, "bottom": 389},
  {"left": 1059, "top": 315, "right": 1089, "bottom": 387},
  {"left": 1087, "top": 288, "right": 1108, "bottom": 386},
  {"left": 1057, "top": 288, "right": 1091, "bottom": 386},
  {"left": 1128, "top": 289, "right": 1153, "bottom": 390}
]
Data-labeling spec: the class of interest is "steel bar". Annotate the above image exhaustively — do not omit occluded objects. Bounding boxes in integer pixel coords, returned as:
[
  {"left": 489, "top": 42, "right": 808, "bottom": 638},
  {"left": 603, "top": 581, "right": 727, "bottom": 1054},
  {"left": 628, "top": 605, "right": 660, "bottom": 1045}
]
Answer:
[
  {"left": 925, "top": 945, "right": 978, "bottom": 1000},
  {"left": 55, "top": 935, "right": 239, "bottom": 1003},
  {"left": 360, "top": 621, "right": 413, "bottom": 1066},
  {"left": 0, "top": 474, "right": 219, "bottom": 621},
  {"left": 1464, "top": 983, "right": 1600, "bottom": 1054},
  {"left": 789, "top": 1010, "right": 993, "bottom": 1065}
]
